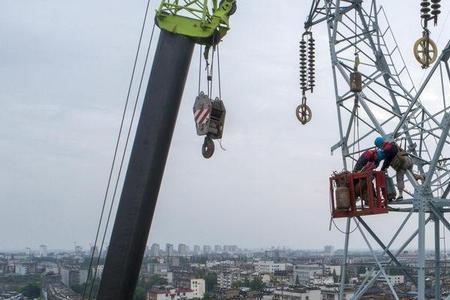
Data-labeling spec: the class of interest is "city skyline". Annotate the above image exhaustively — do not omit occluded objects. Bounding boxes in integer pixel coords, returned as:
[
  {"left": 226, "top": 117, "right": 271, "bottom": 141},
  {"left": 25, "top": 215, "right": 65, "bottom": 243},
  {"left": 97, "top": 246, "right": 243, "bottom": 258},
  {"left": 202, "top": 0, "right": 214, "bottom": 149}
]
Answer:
[
  {"left": 0, "top": 241, "right": 442, "bottom": 299},
  {"left": 0, "top": 242, "right": 442, "bottom": 255}
]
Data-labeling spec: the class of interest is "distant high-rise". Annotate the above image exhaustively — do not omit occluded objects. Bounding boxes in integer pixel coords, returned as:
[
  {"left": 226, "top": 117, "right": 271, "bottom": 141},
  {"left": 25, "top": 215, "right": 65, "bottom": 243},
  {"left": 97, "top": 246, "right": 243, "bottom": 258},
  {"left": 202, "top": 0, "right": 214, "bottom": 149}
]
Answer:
[
  {"left": 75, "top": 245, "right": 83, "bottom": 256},
  {"left": 193, "top": 245, "right": 201, "bottom": 255},
  {"left": 214, "top": 245, "right": 222, "bottom": 253},
  {"left": 61, "top": 266, "right": 88, "bottom": 288},
  {"left": 191, "top": 279, "right": 206, "bottom": 299},
  {"left": 25, "top": 247, "right": 31, "bottom": 257},
  {"left": 223, "top": 245, "right": 238, "bottom": 253},
  {"left": 166, "top": 243, "right": 174, "bottom": 257},
  {"left": 178, "top": 244, "right": 189, "bottom": 256},
  {"left": 39, "top": 245, "right": 48, "bottom": 257},
  {"left": 324, "top": 245, "right": 334, "bottom": 254},
  {"left": 203, "top": 245, "right": 211, "bottom": 254},
  {"left": 150, "top": 243, "right": 160, "bottom": 257},
  {"left": 90, "top": 245, "right": 99, "bottom": 258}
]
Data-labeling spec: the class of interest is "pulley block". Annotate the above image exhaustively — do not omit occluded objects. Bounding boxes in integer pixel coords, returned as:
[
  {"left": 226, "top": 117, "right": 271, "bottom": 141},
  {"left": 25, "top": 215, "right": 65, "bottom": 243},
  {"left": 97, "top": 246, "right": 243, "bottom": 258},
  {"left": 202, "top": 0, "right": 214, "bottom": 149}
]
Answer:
[
  {"left": 350, "top": 71, "right": 363, "bottom": 93},
  {"left": 414, "top": 34, "right": 438, "bottom": 68},
  {"left": 193, "top": 93, "right": 226, "bottom": 137},
  {"left": 298, "top": 31, "right": 316, "bottom": 126},
  {"left": 296, "top": 103, "right": 312, "bottom": 125},
  {"left": 193, "top": 92, "right": 226, "bottom": 158}
]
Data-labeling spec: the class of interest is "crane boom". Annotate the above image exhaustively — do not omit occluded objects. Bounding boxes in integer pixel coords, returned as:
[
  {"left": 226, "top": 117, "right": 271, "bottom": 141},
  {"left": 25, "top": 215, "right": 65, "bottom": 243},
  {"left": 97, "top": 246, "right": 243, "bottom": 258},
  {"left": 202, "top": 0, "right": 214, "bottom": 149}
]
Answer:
[{"left": 97, "top": 1, "right": 236, "bottom": 299}]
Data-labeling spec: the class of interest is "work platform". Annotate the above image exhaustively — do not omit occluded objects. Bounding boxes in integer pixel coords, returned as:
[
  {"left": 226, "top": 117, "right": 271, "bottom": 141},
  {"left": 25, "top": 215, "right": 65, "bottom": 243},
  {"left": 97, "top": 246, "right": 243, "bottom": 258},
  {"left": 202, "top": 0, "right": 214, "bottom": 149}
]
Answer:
[{"left": 330, "top": 171, "right": 389, "bottom": 218}]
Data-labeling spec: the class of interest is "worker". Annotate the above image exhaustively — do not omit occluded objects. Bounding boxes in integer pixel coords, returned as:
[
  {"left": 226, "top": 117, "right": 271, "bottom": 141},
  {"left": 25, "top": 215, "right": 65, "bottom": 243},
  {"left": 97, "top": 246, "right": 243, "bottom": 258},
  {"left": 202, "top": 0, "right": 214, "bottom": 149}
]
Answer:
[
  {"left": 374, "top": 137, "right": 424, "bottom": 201},
  {"left": 352, "top": 149, "right": 384, "bottom": 205},
  {"left": 353, "top": 148, "right": 385, "bottom": 172},
  {"left": 374, "top": 137, "right": 398, "bottom": 171}
]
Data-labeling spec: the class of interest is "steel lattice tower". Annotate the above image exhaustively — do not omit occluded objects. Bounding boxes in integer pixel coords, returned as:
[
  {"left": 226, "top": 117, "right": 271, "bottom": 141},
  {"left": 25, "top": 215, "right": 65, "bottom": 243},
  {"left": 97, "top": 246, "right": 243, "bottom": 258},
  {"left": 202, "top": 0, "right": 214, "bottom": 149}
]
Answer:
[{"left": 305, "top": 0, "right": 450, "bottom": 299}]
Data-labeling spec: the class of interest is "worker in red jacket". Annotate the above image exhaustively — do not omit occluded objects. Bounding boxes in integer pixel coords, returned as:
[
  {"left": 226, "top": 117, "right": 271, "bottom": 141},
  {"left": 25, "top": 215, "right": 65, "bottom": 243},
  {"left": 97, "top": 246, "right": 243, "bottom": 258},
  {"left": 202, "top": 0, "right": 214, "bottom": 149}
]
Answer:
[
  {"left": 375, "top": 137, "right": 424, "bottom": 200},
  {"left": 353, "top": 149, "right": 384, "bottom": 172},
  {"left": 352, "top": 149, "right": 384, "bottom": 205}
]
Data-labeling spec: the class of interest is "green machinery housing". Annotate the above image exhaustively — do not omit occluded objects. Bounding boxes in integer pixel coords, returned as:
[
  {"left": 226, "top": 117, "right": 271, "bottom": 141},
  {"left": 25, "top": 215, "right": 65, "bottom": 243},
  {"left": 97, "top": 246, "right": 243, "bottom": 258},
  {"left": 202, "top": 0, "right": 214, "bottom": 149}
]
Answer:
[{"left": 156, "top": 0, "right": 237, "bottom": 45}]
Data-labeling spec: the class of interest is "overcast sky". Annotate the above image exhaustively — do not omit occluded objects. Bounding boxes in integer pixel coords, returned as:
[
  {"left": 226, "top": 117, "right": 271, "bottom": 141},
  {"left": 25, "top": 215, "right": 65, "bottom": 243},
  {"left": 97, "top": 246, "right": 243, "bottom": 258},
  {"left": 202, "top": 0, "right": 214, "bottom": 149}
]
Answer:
[{"left": 1, "top": 0, "right": 449, "bottom": 252}]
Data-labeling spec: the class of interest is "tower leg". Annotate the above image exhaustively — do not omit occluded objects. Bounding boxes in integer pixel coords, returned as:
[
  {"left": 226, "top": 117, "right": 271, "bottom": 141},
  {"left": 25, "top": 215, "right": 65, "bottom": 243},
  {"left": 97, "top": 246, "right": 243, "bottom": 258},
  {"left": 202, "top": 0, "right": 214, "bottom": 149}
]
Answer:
[
  {"left": 339, "top": 218, "right": 351, "bottom": 300},
  {"left": 418, "top": 197, "right": 426, "bottom": 300},
  {"left": 97, "top": 30, "right": 195, "bottom": 299},
  {"left": 435, "top": 215, "right": 441, "bottom": 300}
]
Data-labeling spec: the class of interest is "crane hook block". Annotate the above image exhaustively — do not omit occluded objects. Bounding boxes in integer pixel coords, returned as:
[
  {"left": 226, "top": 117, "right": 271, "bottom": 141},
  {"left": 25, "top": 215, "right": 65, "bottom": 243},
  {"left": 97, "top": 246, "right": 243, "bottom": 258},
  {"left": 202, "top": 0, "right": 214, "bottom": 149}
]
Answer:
[
  {"left": 194, "top": 92, "right": 226, "bottom": 158},
  {"left": 296, "top": 104, "right": 312, "bottom": 125},
  {"left": 193, "top": 92, "right": 226, "bottom": 139},
  {"left": 414, "top": 34, "right": 438, "bottom": 68}
]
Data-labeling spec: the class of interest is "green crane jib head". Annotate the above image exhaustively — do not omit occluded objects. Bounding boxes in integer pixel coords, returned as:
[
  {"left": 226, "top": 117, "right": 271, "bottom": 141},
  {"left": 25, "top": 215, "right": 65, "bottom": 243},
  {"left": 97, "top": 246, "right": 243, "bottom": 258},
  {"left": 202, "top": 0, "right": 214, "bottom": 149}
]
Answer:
[{"left": 156, "top": 0, "right": 237, "bottom": 46}]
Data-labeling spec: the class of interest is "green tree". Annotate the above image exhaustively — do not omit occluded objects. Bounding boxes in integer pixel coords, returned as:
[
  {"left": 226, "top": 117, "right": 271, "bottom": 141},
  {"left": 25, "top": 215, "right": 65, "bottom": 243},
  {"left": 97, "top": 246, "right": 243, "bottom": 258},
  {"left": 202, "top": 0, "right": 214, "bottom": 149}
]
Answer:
[
  {"left": 71, "top": 284, "right": 83, "bottom": 294},
  {"left": 133, "top": 286, "right": 146, "bottom": 300},
  {"left": 148, "top": 275, "right": 168, "bottom": 288},
  {"left": 243, "top": 278, "right": 250, "bottom": 287},
  {"left": 357, "top": 266, "right": 366, "bottom": 274},
  {"left": 20, "top": 283, "right": 41, "bottom": 298},
  {"left": 231, "top": 280, "right": 242, "bottom": 288},
  {"left": 203, "top": 292, "right": 214, "bottom": 299},
  {"left": 249, "top": 278, "right": 265, "bottom": 292},
  {"left": 204, "top": 272, "right": 217, "bottom": 292}
]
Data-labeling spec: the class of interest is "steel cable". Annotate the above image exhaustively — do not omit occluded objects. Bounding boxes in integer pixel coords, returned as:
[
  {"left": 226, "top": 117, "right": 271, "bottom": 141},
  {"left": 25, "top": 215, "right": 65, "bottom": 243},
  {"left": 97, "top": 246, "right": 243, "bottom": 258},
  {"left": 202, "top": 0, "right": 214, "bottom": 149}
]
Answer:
[
  {"left": 217, "top": 44, "right": 222, "bottom": 101},
  {"left": 87, "top": 21, "right": 157, "bottom": 300},
  {"left": 198, "top": 45, "right": 202, "bottom": 95},
  {"left": 82, "top": 0, "right": 153, "bottom": 298}
]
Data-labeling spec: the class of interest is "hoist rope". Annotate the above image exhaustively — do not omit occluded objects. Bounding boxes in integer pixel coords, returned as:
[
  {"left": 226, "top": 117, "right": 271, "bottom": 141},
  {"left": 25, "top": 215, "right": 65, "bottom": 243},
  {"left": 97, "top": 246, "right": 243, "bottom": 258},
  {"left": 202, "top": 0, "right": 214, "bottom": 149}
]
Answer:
[
  {"left": 356, "top": 104, "right": 361, "bottom": 155},
  {"left": 208, "top": 47, "right": 216, "bottom": 98},
  {"left": 198, "top": 45, "right": 202, "bottom": 95},
  {"left": 351, "top": 101, "right": 360, "bottom": 169},
  {"left": 82, "top": 0, "right": 154, "bottom": 297},
  {"left": 217, "top": 44, "right": 222, "bottom": 101},
  {"left": 199, "top": 43, "right": 222, "bottom": 100}
]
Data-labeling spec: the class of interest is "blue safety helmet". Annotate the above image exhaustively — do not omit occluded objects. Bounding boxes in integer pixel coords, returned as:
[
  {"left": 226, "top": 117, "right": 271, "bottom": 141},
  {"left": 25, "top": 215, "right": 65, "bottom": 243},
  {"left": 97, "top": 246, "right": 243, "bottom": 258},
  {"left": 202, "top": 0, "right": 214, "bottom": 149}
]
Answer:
[
  {"left": 376, "top": 149, "right": 385, "bottom": 162},
  {"left": 374, "top": 136, "right": 384, "bottom": 148}
]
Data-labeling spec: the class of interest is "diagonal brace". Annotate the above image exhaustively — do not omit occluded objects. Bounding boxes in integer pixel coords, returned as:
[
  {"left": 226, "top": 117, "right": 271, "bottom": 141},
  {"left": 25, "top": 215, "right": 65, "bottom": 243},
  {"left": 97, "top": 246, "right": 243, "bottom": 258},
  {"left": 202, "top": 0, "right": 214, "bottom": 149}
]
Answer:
[
  {"left": 356, "top": 217, "right": 415, "bottom": 282},
  {"left": 424, "top": 113, "right": 450, "bottom": 187}
]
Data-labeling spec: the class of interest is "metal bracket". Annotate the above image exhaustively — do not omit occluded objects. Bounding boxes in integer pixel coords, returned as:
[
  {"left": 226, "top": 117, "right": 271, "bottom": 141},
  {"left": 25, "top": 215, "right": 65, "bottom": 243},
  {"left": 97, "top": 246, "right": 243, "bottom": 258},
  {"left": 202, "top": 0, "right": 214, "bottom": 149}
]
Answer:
[{"left": 331, "top": 140, "right": 344, "bottom": 155}]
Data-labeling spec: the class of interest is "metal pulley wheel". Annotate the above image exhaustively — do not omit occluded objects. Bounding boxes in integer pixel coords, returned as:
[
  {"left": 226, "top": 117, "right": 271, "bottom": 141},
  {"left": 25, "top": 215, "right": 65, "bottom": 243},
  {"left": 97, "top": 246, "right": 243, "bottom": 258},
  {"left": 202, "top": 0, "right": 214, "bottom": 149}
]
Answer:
[
  {"left": 202, "top": 136, "right": 215, "bottom": 159},
  {"left": 296, "top": 103, "right": 312, "bottom": 125},
  {"left": 413, "top": 36, "right": 438, "bottom": 68},
  {"left": 220, "top": 0, "right": 237, "bottom": 16}
]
